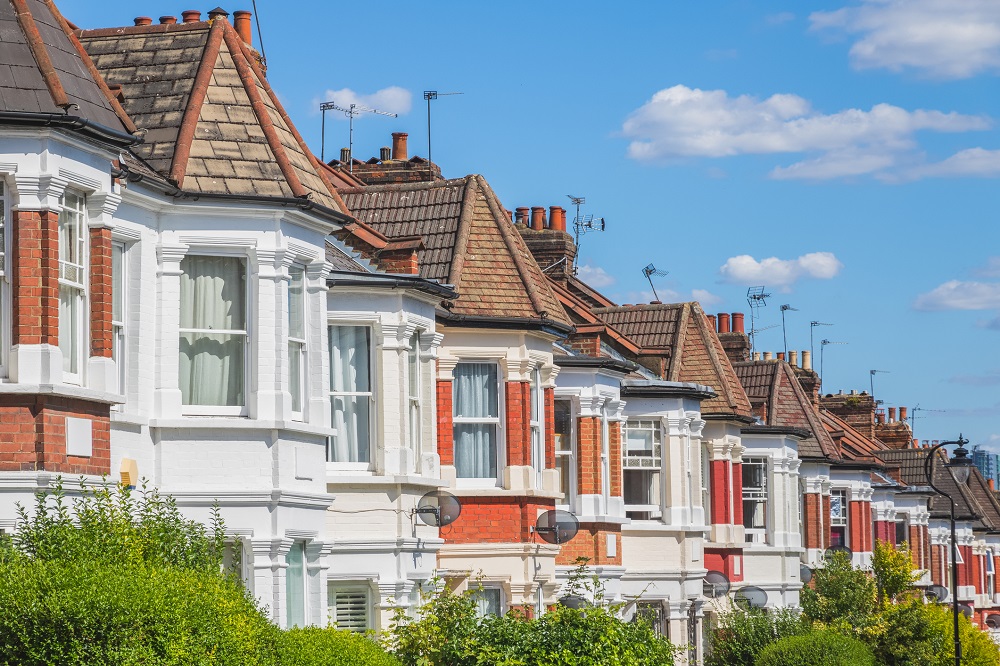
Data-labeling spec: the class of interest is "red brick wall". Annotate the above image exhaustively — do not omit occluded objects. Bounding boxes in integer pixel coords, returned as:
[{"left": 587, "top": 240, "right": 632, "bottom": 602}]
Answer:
[
  {"left": 0, "top": 395, "right": 110, "bottom": 475},
  {"left": 732, "top": 462, "right": 743, "bottom": 526},
  {"left": 562, "top": 334, "right": 600, "bottom": 357},
  {"left": 505, "top": 382, "right": 529, "bottom": 467},
  {"left": 705, "top": 548, "right": 744, "bottom": 583},
  {"left": 12, "top": 210, "right": 59, "bottom": 346},
  {"left": 577, "top": 416, "right": 600, "bottom": 495},
  {"left": 961, "top": 546, "right": 974, "bottom": 588},
  {"left": 89, "top": 227, "right": 113, "bottom": 358},
  {"left": 849, "top": 501, "right": 872, "bottom": 553},
  {"left": 556, "top": 522, "right": 622, "bottom": 566},
  {"left": 803, "top": 493, "right": 824, "bottom": 550},
  {"left": 874, "top": 521, "right": 894, "bottom": 544},
  {"left": 608, "top": 420, "right": 621, "bottom": 499},
  {"left": 822, "top": 494, "right": 832, "bottom": 548},
  {"left": 710, "top": 460, "right": 731, "bottom": 525},
  {"left": 931, "top": 544, "right": 943, "bottom": 586},
  {"left": 544, "top": 388, "right": 555, "bottom": 469},
  {"left": 436, "top": 379, "right": 453, "bottom": 466},
  {"left": 922, "top": 527, "right": 931, "bottom": 572},
  {"left": 444, "top": 496, "right": 555, "bottom": 544}
]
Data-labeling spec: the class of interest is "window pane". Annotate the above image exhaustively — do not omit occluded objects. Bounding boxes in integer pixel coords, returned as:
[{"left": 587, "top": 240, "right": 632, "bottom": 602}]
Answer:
[
  {"left": 453, "top": 363, "right": 498, "bottom": 419},
  {"left": 530, "top": 369, "right": 540, "bottom": 421},
  {"left": 288, "top": 267, "right": 305, "bottom": 339},
  {"left": 289, "top": 341, "right": 303, "bottom": 413},
  {"left": 330, "top": 395, "right": 371, "bottom": 462},
  {"left": 627, "top": 428, "right": 654, "bottom": 453},
  {"left": 179, "top": 256, "right": 245, "bottom": 330},
  {"left": 624, "top": 470, "right": 657, "bottom": 506},
  {"left": 329, "top": 326, "right": 370, "bottom": 393},
  {"left": 179, "top": 332, "right": 245, "bottom": 406},
  {"left": 285, "top": 543, "right": 306, "bottom": 628},
  {"left": 59, "top": 286, "right": 79, "bottom": 374},
  {"left": 408, "top": 332, "right": 419, "bottom": 397},
  {"left": 112, "top": 244, "right": 124, "bottom": 322},
  {"left": 473, "top": 588, "right": 502, "bottom": 617},
  {"left": 455, "top": 423, "right": 497, "bottom": 478},
  {"left": 744, "top": 500, "right": 767, "bottom": 529},
  {"left": 554, "top": 401, "right": 572, "bottom": 452}
]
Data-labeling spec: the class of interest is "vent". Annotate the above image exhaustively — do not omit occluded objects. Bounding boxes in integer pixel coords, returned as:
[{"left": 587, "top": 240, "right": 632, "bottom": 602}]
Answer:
[{"left": 331, "top": 588, "right": 369, "bottom": 632}]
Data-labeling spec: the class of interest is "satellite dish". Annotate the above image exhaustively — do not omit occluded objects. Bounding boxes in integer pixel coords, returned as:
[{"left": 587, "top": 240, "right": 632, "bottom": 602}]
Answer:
[
  {"left": 559, "top": 595, "right": 588, "bottom": 609},
  {"left": 960, "top": 604, "right": 973, "bottom": 619},
  {"left": 986, "top": 614, "right": 1000, "bottom": 629},
  {"left": 703, "top": 570, "right": 731, "bottom": 598},
  {"left": 415, "top": 490, "right": 462, "bottom": 527},
  {"left": 925, "top": 585, "right": 949, "bottom": 602},
  {"left": 800, "top": 564, "right": 813, "bottom": 584},
  {"left": 734, "top": 586, "right": 768, "bottom": 610},
  {"left": 534, "top": 509, "right": 579, "bottom": 545},
  {"left": 824, "top": 545, "right": 853, "bottom": 560}
]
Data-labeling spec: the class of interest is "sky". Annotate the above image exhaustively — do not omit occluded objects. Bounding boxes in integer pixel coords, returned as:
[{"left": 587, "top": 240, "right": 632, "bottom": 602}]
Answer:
[{"left": 60, "top": 0, "right": 1000, "bottom": 453}]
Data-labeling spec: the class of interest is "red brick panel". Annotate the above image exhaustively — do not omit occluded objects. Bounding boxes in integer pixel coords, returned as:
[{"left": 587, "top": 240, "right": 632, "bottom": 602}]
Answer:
[
  {"left": 874, "top": 521, "right": 893, "bottom": 544},
  {"left": 577, "top": 416, "right": 600, "bottom": 495},
  {"left": 0, "top": 395, "right": 110, "bottom": 475},
  {"left": 89, "top": 227, "right": 113, "bottom": 357},
  {"left": 908, "top": 525, "right": 921, "bottom": 568},
  {"left": 562, "top": 334, "right": 600, "bottom": 357},
  {"left": 436, "top": 379, "right": 453, "bottom": 466},
  {"left": 704, "top": 547, "right": 744, "bottom": 583},
  {"left": 505, "top": 382, "right": 529, "bottom": 467},
  {"left": 12, "top": 210, "right": 59, "bottom": 346},
  {"left": 973, "top": 553, "right": 983, "bottom": 594},
  {"left": 822, "top": 494, "right": 832, "bottom": 549},
  {"left": 556, "top": 522, "right": 622, "bottom": 566},
  {"left": 710, "top": 460, "right": 731, "bottom": 525},
  {"left": 931, "top": 544, "right": 943, "bottom": 586},
  {"left": 444, "top": 496, "right": 555, "bottom": 544},
  {"left": 544, "top": 388, "right": 555, "bottom": 469},
  {"left": 961, "top": 546, "right": 973, "bottom": 587},
  {"left": 732, "top": 462, "right": 743, "bottom": 526},
  {"left": 922, "top": 527, "right": 931, "bottom": 571},
  {"left": 608, "top": 420, "right": 622, "bottom": 498}
]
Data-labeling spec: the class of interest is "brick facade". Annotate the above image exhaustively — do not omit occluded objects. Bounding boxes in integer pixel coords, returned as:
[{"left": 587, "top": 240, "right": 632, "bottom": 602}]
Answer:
[
  {"left": 803, "top": 493, "right": 827, "bottom": 550},
  {"left": 89, "top": 226, "right": 113, "bottom": 357},
  {"left": 556, "top": 522, "right": 622, "bottom": 566},
  {"left": 710, "top": 460, "right": 732, "bottom": 524},
  {"left": 608, "top": 418, "right": 622, "bottom": 498},
  {"left": 436, "top": 379, "right": 453, "bottom": 466},
  {"left": 444, "top": 496, "right": 555, "bottom": 544},
  {"left": 505, "top": 381, "right": 529, "bottom": 466},
  {"left": 577, "top": 416, "right": 601, "bottom": 495},
  {"left": 849, "top": 500, "right": 872, "bottom": 553},
  {"left": 0, "top": 395, "right": 110, "bottom": 475},
  {"left": 705, "top": 548, "right": 744, "bottom": 583},
  {"left": 12, "top": 209, "right": 59, "bottom": 346}
]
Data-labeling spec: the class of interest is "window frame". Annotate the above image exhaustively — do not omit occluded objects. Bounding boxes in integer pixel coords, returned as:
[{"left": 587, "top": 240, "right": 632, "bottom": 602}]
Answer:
[
  {"left": 829, "top": 489, "right": 849, "bottom": 548},
  {"left": 894, "top": 513, "right": 908, "bottom": 548},
  {"left": 407, "top": 330, "right": 422, "bottom": 453},
  {"left": 111, "top": 241, "right": 127, "bottom": 402},
  {"left": 327, "top": 324, "right": 375, "bottom": 468},
  {"left": 58, "top": 191, "right": 88, "bottom": 385},
  {"left": 285, "top": 541, "right": 308, "bottom": 628},
  {"left": 0, "top": 180, "right": 9, "bottom": 378},
  {"left": 623, "top": 419, "right": 663, "bottom": 520},
  {"left": 329, "top": 583, "right": 373, "bottom": 632},
  {"left": 472, "top": 584, "right": 506, "bottom": 618},
  {"left": 287, "top": 265, "right": 307, "bottom": 421},
  {"left": 177, "top": 253, "right": 250, "bottom": 416},
  {"left": 529, "top": 367, "right": 545, "bottom": 488},
  {"left": 452, "top": 361, "right": 504, "bottom": 486},
  {"left": 742, "top": 457, "right": 769, "bottom": 543},
  {"left": 554, "top": 398, "right": 576, "bottom": 509},
  {"left": 701, "top": 444, "right": 712, "bottom": 525}
]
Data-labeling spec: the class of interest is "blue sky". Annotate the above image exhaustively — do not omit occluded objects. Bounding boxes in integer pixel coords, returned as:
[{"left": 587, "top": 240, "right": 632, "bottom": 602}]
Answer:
[{"left": 62, "top": 1, "right": 1000, "bottom": 451}]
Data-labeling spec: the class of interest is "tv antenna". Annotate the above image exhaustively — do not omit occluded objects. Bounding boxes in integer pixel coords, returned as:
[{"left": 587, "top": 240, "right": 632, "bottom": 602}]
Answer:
[
  {"left": 809, "top": 321, "right": 833, "bottom": 364},
  {"left": 424, "top": 91, "right": 463, "bottom": 177},
  {"left": 819, "top": 339, "right": 847, "bottom": 394},
  {"left": 749, "top": 324, "right": 779, "bottom": 351},
  {"left": 746, "top": 286, "right": 771, "bottom": 354},
  {"left": 320, "top": 101, "right": 397, "bottom": 171},
  {"left": 869, "top": 369, "right": 890, "bottom": 401},
  {"left": 910, "top": 404, "right": 946, "bottom": 442},
  {"left": 642, "top": 264, "right": 669, "bottom": 302},
  {"left": 779, "top": 304, "right": 798, "bottom": 356},
  {"left": 567, "top": 195, "right": 605, "bottom": 270}
]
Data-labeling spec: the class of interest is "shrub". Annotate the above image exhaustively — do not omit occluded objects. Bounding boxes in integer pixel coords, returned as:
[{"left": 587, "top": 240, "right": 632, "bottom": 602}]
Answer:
[
  {"left": 801, "top": 550, "right": 876, "bottom": 632},
  {"left": 754, "top": 630, "right": 874, "bottom": 666},
  {"left": 278, "top": 627, "right": 400, "bottom": 666},
  {"left": 705, "top": 606, "right": 807, "bottom": 666}
]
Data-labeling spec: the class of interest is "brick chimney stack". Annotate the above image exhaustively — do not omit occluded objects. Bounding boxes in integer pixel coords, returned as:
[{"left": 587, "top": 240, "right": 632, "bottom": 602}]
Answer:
[
  {"left": 715, "top": 311, "right": 750, "bottom": 364},
  {"left": 516, "top": 204, "right": 576, "bottom": 282}
]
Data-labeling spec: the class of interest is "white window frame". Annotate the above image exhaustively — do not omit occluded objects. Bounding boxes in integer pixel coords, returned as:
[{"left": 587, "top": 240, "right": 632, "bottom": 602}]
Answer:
[
  {"left": 830, "top": 489, "right": 849, "bottom": 547},
  {"left": 530, "top": 367, "right": 545, "bottom": 488},
  {"left": 178, "top": 253, "right": 249, "bottom": 416},
  {"left": 58, "top": 191, "right": 88, "bottom": 385},
  {"left": 472, "top": 584, "right": 506, "bottom": 618},
  {"left": 0, "top": 180, "right": 9, "bottom": 378},
  {"left": 407, "top": 330, "right": 422, "bottom": 452},
  {"left": 285, "top": 541, "right": 308, "bottom": 628},
  {"left": 742, "top": 457, "right": 769, "bottom": 543},
  {"left": 453, "top": 361, "right": 504, "bottom": 487},
  {"left": 894, "top": 513, "right": 908, "bottom": 548},
  {"left": 111, "top": 241, "right": 126, "bottom": 402},
  {"left": 701, "top": 444, "right": 712, "bottom": 525},
  {"left": 554, "top": 398, "right": 576, "bottom": 509},
  {"left": 287, "top": 265, "right": 307, "bottom": 421},
  {"left": 623, "top": 419, "right": 663, "bottom": 520},
  {"left": 329, "top": 583, "right": 372, "bottom": 632},
  {"left": 327, "top": 324, "right": 375, "bottom": 468},
  {"left": 987, "top": 549, "right": 995, "bottom": 596}
]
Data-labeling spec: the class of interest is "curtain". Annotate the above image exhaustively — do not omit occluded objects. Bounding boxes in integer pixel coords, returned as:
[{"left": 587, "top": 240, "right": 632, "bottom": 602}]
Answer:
[
  {"left": 179, "top": 256, "right": 245, "bottom": 406},
  {"left": 453, "top": 363, "right": 498, "bottom": 479},
  {"left": 285, "top": 542, "right": 306, "bottom": 628},
  {"left": 329, "top": 326, "right": 371, "bottom": 462}
]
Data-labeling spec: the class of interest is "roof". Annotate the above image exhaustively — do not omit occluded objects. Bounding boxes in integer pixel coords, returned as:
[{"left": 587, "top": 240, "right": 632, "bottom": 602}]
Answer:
[
  {"left": 0, "top": 0, "right": 133, "bottom": 138},
  {"left": 821, "top": 410, "right": 885, "bottom": 464},
  {"left": 339, "top": 175, "right": 571, "bottom": 327},
  {"left": 733, "top": 360, "right": 839, "bottom": 460},
  {"left": 79, "top": 14, "right": 345, "bottom": 212},
  {"left": 593, "top": 302, "right": 752, "bottom": 418}
]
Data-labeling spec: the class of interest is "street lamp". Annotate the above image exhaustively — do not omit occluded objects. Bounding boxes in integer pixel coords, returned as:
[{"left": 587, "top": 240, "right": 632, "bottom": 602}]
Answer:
[{"left": 924, "top": 434, "right": 975, "bottom": 666}]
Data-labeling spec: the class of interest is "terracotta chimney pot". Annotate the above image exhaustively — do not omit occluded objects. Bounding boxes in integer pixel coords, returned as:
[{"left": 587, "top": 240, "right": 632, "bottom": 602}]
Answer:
[
  {"left": 718, "top": 313, "right": 731, "bottom": 334},
  {"left": 707, "top": 314, "right": 717, "bottom": 330},
  {"left": 391, "top": 132, "right": 408, "bottom": 161},
  {"left": 515, "top": 207, "right": 529, "bottom": 227},
  {"left": 530, "top": 207, "right": 546, "bottom": 230},
  {"left": 134, "top": 16, "right": 153, "bottom": 26},
  {"left": 888, "top": 407, "right": 896, "bottom": 422},
  {"left": 732, "top": 312, "right": 745, "bottom": 334},
  {"left": 233, "top": 10, "right": 253, "bottom": 45},
  {"left": 159, "top": 15, "right": 177, "bottom": 24},
  {"left": 802, "top": 350, "right": 812, "bottom": 371},
  {"left": 876, "top": 412, "right": 885, "bottom": 424},
  {"left": 339, "top": 147, "right": 351, "bottom": 164},
  {"left": 181, "top": 10, "right": 202, "bottom": 23},
  {"left": 550, "top": 206, "right": 562, "bottom": 232},
  {"left": 556, "top": 207, "right": 568, "bottom": 231},
  {"left": 900, "top": 406, "right": 908, "bottom": 422},
  {"left": 208, "top": 7, "right": 229, "bottom": 21},
  {"left": 777, "top": 352, "right": 785, "bottom": 361}
]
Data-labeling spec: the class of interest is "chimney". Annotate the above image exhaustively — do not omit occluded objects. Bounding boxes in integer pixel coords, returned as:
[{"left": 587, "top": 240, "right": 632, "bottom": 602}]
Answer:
[
  {"left": 763, "top": 352, "right": 773, "bottom": 360},
  {"left": 876, "top": 411, "right": 885, "bottom": 424},
  {"left": 718, "top": 313, "right": 731, "bottom": 334},
  {"left": 777, "top": 352, "right": 785, "bottom": 361},
  {"left": 990, "top": 479, "right": 996, "bottom": 491},
  {"left": 391, "top": 132, "right": 408, "bottom": 161},
  {"left": 732, "top": 312, "right": 745, "bottom": 334},
  {"left": 379, "top": 146, "right": 391, "bottom": 162},
  {"left": 913, "top": 438, "right": 919, "bottom": 448},
  {"left": 753, "top": 352, "right": 761, "bottom": 361},
  {"left": 530, "top": 207, "right": 546, "bottom": 230},
  {"left": 159, "top": 15, "right": 178, "bottom": 24},
  {"left": 515, "top": 207, "right": 529, "bottom": 226},
  {"left": 802, "top": 350, "right": 812, "bottom": 371},
  {"left": 233, "top": 10, "right": 253, "bottom": 46},
  {"left": 888, "top": 407, "right": 896, "bottom": 422},
  {"left": 789, "top": 350, "right": 798, "bottom": 367},
  {"left": 181, "top": 10, "right": 202, "bottom": 23},
  {"left": 208, "top": 7, "right": 229, "bottom": 21},
  {"left": 339, "top": 147, "right": 351, "bottom": 163},
  {"left": 549, "top": 206, "right": 562, "bottom": 232},
  {"left": 707, "top": 314, "right": 717, "bottom": 330},
  {"left": 134, "top": 16, "right": 153, "bottom": 26},
  {"left": 899, "top": 406, "right": 908, "bottom": 422}
]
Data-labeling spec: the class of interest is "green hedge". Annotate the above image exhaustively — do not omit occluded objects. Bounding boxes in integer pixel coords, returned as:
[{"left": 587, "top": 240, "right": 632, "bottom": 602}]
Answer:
[
  {"left": 754, "top": 630, "right": 874, "bottom": 666},
  {"left": 279, "top": 628, "right": 400, "bottom": 666}
]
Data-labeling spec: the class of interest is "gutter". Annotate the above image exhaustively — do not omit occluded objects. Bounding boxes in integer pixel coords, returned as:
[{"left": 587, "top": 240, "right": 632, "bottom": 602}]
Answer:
[
  {"left": 621, "top": 379, "right": 716, "bottom": 401},
  {"left": 554, "top": 354, "right": 639, "bottom": 374},
  {"left": 741, "top": 424, "right": 811, "bottom": 439},
  {"left": 327, "top": 271, "right": 457, "bottom": 300},
  {"left": 0, "top": 110, "right": 140, "bottom": 148},
  {"left": 437, "top": 311, "right": 574, "bottom": 336}
]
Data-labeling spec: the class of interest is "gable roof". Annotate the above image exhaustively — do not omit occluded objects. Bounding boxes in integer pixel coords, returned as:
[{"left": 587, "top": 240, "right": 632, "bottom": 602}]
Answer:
[
  {"left": 79, "top": 14, "right": 345, "bottom": 212},
  {"left": 339, "top": 175, "right": 571, "bottom": 328},
  {"left": 0, "top": 0, "right": 134, "bottom": 142},
  {"left": 593, "top": 302, "right": 752, "bottom": 418},
  {"left": 821, "top": 409, "right": 885, "bottom": 464},
  {"left": 733, "top": 360, "right": 839, "bottom": 460}
]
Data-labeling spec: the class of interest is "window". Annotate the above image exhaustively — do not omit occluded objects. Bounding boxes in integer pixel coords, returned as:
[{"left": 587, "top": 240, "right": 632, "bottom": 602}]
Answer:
[
  {"left": 0, "top": 182, "right": 6, "bottom": 373},
  {"left": 112, "top": 242, "right": 125, "bottom": 397},
  {"left": 701, "top": 444, "right": 712, "bottom": 525},
  {"left": 408, "top": 331, "right": 421, "bottom": 451},
  {"left": 472, "top": 586, "right": 504, "bottom": 618},
  {"left": 285, "top": 542, "right": 307, "bottom": 628},
  {"left": 288, "top": 266, "right": 306, "bottom": 418},
  {"left": 554, "top": 399, "right": 575, "bottom": 505},
  {"left": 328, "top": 326, "right": 372, "bottom": 464},
  {"left": 624, "top": 420, "right": 662, "bottom": 520},
  {"left": 330, "top": 586, "right": 371, "bottom": 632},
  {"left": 742, "top": 458, "right": 768, "bottom": 542},
  {"left": 987, "top": 550, "right": 995, "bottom": 596},
  {"left": 58, "top": 192, "right": 87, "bottom": 382},
  {"left": 178, "top": 255, "right": 247, "bottom": 410},
  {"left": 453, "top": 363, "right": 500, "bottom": 480},
  {"left": 894, "top": 514, "right": 908, "bottom": 548},
  {"left": 830, "top": 489, "right": 848, "bottom": 547},
  {"left": 635, "top": 602, "right": 667, "bottom": 639},
  {"left": 530, "top": 368, "right": 545, "bottom": 487}
]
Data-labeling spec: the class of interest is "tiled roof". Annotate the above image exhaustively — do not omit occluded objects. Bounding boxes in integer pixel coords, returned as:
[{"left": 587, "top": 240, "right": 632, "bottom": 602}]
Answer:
[
  {"left": 79, "top": 16, "right": 345, "bottom": 212},
  {"left": 821, "top": 410, "right": 885, "bottom": 463},
  {"left": 733, "top": 360, "right": 839, "bottom": 460},
  {"left": 594, "top": 302, "right": 752, "bottom": 418},
  {"left": 0, "top": 0, "right": 132, "bottom": 134},
  {"left": 339, "top": 175, "right": 571, "bottom": 326}
]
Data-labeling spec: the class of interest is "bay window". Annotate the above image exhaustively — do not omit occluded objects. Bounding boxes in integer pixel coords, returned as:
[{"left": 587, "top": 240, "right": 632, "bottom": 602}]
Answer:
[
  {"left": 288, "top": 266, "right": 306, "bottom": 418},
  {"left": 112, "top": 242, "right": 125, "bottom": 397},
  {"left": 58, "top": 192, "right": 87, "bottom": 382},
  {"left": 530, "top": 368, "right": 545, "bottom": 487},
  {"left": 408, "top": 331, "right": 421, "bottom": 451},
  {"left": 742, "top": 457, "right": 768, "bottom": 543},
  {"left": 624, "top": 420, "right": 662, "bottom": 520},
  {"left": 453, "top": 362, "right": 500, "bottom": 480},
  {"left": 328, "top": 325, "right": 372, "bottom": 464},
  {"left": 285, "top": 541, "right": 306, "bottom": 628},
  {"left": 554, "top": 399, "right": 575, "bottom": 505},
  {"left": 830, "top": 489, "right": 848, "bottom": 547},
  {"left": 178, "top": 255, "right": 247, "bottom": 411}
]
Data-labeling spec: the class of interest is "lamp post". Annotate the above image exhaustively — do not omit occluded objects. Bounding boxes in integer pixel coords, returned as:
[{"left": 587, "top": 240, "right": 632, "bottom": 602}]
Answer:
[{"left": 924, "top": 434, "right": 975, "bottom": 666}]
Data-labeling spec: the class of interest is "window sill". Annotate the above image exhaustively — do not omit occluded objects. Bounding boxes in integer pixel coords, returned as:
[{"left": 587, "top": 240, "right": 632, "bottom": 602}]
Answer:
[
  {"left": 0, "top": 382, "right": 122, "bottom": 405},
  {"left": 326, "top": 473, "right": 447, "bottom": 488},
  {"left": 148, "top": 417, "right": 334, "bottom": 438},
  {"left": 451, "top": 488, "right": 564, "bottom": 499}
]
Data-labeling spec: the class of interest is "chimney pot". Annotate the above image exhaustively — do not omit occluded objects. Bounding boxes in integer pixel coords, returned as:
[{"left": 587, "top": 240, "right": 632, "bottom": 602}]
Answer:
[
  {"left": 233, "top": 9, "right": 253, "bottom": 45},
  {"left": 379, "top": 146, "right": 391, "bottom": 162},
  {"left": 876, "top": 411, "right": 885, "bottom": 424},
  {"left": 913, "top": 438, "right": 919, "bottom": 448},
  {"left": 530, "top": 207, "right": 546, "bottom": 230},
  {"left": 777, "top": 352, "right": 785, "bottom": 361},
  {"left": 789, "top": 350, "right": 798, "bottom": 367},
  {"left": 802, "top": 350, "right": 812, "bottom": 371},
  {"left": 764, "top": 352, "right": 773, "bottom": 361},
  {"left": 888, "top": 407, "right": 896, "bottom": 421},
  {"left": 181, "top": 10, "right": 202, "bottom": 23},
  {"left": 991, "top": 479, "right": 996, "bottom": 491},
  {"left": 515, "top": 207, "right": 529, "bottom": 226},
  {"left": 134, "top": 16, "right": 153, "bottom": 26},
  {"left": 159, "top": 15, "right": 177, "bottom": 24},
  {"left": 707, "top": 314, "right": 717, "bottom": 330},
  {"left": 850, "top": 389, "right": 857, "bottom": 395},
  {"left": 391, "top": 132, "right": 408, "bottom": 161},
  {"left": 753, "top": 352, "right": 761, "bottom": 361},
  {"left": 899, "top": 406, "right": 907, "bottom": 422},
  {"left": 208, "top": 7, "right": 229, "bottom": 21},
  {"left": 718, "top": 313, "right": 731, "bottom": 334},
  {"left": 731, "top": 312, "right": 745, "bottom": 334},
  {"left": 551, "top": 206, "right": 567, "bottom": 232},
  {"left": 339, "top": 147, "right": 351, "bottom": 163}
]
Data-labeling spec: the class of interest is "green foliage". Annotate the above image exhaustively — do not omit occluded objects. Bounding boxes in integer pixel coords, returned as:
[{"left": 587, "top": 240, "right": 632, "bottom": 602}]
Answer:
[
  {"left": 754, "top": 630, "right": 875, "bottom": 666},
  {"left": 872, "top": 540, "right": 919, "bottom": 605},
  {"left": 705, "top": 606, "right": 808, "bottom": 666},
  {"left": 801, "top": 550, "right": 877, "bottom": 631},
  {"left": 383, "top": 579, "right": 481, "bottom": 666},
  {"left": 278, "top": 627, "right": 400, "bottom": 666}
]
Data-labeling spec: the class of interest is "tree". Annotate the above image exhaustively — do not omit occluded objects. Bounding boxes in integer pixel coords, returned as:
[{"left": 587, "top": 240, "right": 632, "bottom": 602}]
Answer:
[
  {"left": 800, "top": 550, "right": 877, "bottom": 632},
  {"left": 871, "top": 540, "right": 919, "bottom": 605}
]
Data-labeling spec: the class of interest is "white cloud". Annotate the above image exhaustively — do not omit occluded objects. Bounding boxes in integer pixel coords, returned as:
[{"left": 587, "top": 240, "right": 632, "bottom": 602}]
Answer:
[
  {"left": 719, "top": 252, "right": 844, "bottom": 289},
  {"left": 314, "top": 86, "right": 412, "bottom": 118},
  {"left": 901, "top": 148, "right": 1000, "bottom": 180},
  {"left": 614, "top": 288, "right": 719, "bottom": 306},
  {"left": 621, "top": 85, "right": 988, "bottom": 180},
  {"left": 913, "top": 280, "right": 1000, "bottom": 310},
  {"left": 692, "top": 289, "right": 722, "bottom": 307},
  {"left": 576, "top": 265, "right": 616, "bottom": 288},
  {"left": 950, "top": 369, "right": 1000, "bottom": 386},
  {"left": 976, "top": 257, "right": 1000, "bottom": 278},
  {"left": 810, "top": 0, "right": 1000, "bottom": 79}
]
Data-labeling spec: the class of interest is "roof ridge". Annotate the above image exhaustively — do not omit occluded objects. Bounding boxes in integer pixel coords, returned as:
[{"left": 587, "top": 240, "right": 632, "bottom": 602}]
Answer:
[
  {"left": 339, "top": 176, "right": 472, "bottom": 194},
  {"left": 669, "top": 303, "right": 690, "bottom": 380},
  {"left": 695, "top": 302, "right": 747, "bottom": 413},
  {"left": 445, "top": 174, "right": 478, "bottom": 288}
]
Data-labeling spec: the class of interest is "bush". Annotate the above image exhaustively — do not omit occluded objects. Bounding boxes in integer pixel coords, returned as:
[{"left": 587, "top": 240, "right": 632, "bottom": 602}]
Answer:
[
  {"left": 801, "top": 550, "right": 876, "bottom": 632},
  {"left": 278, "top": 627, "right": 400, "bottom": 666},
  {"left": 754, "top": 630, "right": 874, "bottom": 666},
  {"left": 705, "top": 606, "right": 807, "bottom": 666}
]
